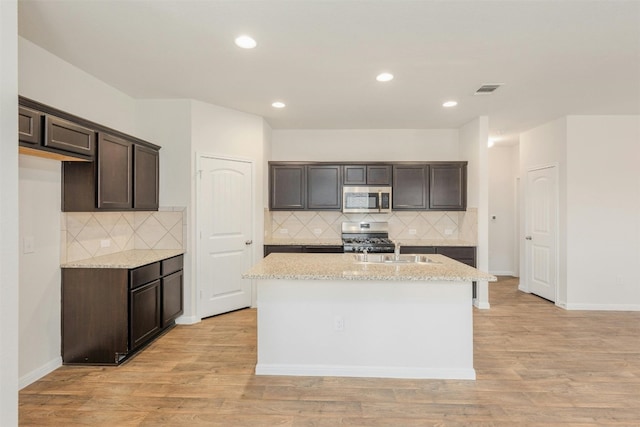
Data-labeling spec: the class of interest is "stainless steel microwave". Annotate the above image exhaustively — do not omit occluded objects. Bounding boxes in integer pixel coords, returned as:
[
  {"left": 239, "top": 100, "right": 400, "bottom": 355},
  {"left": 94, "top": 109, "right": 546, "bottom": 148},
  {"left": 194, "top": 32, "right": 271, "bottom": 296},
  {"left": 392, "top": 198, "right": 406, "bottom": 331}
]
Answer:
[{"left": 342, "top": 186, "right": 392, "bottom": 213}]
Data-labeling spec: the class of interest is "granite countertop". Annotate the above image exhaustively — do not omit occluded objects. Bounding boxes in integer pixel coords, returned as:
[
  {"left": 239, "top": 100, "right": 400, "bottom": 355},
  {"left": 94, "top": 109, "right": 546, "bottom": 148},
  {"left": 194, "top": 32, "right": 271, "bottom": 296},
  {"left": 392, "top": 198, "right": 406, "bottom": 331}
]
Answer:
[
  {"left": 61, "top": 249, "right": 185, "bottom": 269},
  {"left": 264, "top": 238, "right": 476, "bottom": 247},
  {"left": 243, "top": 253, "right": 496, "bottom": 282}
]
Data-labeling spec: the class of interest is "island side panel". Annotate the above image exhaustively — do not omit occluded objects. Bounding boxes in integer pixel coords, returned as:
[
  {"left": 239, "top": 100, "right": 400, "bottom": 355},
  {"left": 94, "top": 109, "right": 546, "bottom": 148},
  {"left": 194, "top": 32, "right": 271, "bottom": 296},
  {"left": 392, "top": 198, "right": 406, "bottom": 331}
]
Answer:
[{"left": 256, "top": 279, "right": 475, "bottom": 380}]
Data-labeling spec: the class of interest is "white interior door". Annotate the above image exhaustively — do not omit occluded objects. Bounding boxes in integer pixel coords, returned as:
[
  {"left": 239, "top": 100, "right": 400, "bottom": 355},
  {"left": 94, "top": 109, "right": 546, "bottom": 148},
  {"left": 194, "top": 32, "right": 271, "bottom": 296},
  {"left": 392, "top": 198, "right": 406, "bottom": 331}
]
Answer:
[
  {"left": 525, "top": 166, "right": 558, "bottom": 301},
  {"left": 197, "top": 155, "right": 253, "bottom": 318}
]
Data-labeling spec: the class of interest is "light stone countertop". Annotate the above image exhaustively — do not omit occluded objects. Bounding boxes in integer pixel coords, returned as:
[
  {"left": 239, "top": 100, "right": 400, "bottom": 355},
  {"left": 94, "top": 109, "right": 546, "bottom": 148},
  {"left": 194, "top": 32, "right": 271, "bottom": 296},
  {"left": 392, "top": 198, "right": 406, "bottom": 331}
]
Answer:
[
  {"left": 264, "top": 238, "right": 476, "bottom": 247},
  {"left": 243, "top": 253, "right": 496, "bottom": 282},
  {"left": 61, "top": 249, "right": 185, "bottom": 269}
]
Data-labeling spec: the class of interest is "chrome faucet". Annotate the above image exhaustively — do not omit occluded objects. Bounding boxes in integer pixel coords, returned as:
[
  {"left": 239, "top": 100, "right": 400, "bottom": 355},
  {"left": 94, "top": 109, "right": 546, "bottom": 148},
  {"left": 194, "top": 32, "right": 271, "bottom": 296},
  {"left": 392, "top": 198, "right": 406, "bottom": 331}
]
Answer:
[
  {"left": 394, "top": 241, "right": 401, "bottom": 260},
  {"left": 362, "top": 248, "right": 368, "bottom": 262}
]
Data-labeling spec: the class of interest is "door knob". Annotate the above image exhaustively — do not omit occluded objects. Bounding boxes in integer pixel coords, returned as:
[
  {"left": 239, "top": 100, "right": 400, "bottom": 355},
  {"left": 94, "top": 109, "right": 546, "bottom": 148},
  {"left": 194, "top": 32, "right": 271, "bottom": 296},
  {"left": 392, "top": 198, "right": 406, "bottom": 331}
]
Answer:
[
  {"left": 245, "top": 240, "right": 253, "bottom": 245},
  {"left": 525, "top": 236, "right": 532, "bottom": 240}
]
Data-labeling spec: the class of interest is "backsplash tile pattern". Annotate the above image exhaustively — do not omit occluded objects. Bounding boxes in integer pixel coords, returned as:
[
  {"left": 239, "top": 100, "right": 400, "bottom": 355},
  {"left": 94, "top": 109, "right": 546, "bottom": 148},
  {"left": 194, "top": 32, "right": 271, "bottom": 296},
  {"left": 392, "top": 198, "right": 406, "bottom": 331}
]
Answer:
[
  {"left": 265, "top": 208, "right": 477, "bottom": 244},
  {"left": 62, "top": 207, "right": 186, "bottom": 263}
]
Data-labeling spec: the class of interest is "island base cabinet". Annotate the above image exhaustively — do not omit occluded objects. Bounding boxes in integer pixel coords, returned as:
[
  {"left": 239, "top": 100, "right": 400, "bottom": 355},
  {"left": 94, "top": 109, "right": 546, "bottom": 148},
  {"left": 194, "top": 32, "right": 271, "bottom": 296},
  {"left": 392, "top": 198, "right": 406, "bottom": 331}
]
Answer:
[
  {"left": 256, "top": 279, "right": 475, "bottom": 380},
  {"left": 62, "top": 269, "right": 129, "bottom": 365}
]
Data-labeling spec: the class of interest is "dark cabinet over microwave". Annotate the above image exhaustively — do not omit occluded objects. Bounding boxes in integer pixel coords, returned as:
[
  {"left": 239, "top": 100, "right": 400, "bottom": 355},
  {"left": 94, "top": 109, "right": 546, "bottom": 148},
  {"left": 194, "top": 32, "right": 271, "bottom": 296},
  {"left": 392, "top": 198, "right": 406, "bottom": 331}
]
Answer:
[
  {"left": 343, "top": 165, "right": 391, "bottom": 185},
  {"left": 269, "top": 161, "right": 467, "bottom": 212}
]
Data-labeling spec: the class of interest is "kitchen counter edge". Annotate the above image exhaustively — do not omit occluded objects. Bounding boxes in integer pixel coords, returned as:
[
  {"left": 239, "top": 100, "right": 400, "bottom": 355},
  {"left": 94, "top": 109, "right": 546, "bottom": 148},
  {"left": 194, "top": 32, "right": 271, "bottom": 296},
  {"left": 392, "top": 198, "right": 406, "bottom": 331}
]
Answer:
[
  {"left": 243, "top": 253, "right": 496, "bottom": 282},
  {"left": 61, "top": 249, "right": 185, "bottom": 269},
  {"left": 264, "top": 239, "right": 476, "bottom": 247}
]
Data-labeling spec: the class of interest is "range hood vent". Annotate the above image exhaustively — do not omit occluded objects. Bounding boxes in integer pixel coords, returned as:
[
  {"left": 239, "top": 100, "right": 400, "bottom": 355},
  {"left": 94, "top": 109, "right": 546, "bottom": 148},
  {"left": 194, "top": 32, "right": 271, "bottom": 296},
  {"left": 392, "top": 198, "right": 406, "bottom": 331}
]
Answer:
[{"left": 474, "top": 83, "right": 503, "bottom": 95}]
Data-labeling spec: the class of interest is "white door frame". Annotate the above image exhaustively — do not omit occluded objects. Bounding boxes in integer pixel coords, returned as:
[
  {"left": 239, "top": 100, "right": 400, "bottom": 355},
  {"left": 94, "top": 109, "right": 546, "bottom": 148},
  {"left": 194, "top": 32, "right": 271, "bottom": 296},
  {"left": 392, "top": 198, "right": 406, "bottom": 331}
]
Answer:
[
  {"left": 522, "top": 163, "right": 559, "bottom": 303},
  {"left": 195, "top": 152, "right": 255, "bottom": 320}
]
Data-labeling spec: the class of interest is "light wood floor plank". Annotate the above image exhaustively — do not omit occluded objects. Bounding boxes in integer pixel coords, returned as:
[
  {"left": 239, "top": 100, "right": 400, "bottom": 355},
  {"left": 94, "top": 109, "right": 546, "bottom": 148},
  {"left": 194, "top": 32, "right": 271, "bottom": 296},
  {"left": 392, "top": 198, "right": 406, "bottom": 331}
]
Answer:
[{"left": 19, "top": 277, "right": 640, "bottom": 426}]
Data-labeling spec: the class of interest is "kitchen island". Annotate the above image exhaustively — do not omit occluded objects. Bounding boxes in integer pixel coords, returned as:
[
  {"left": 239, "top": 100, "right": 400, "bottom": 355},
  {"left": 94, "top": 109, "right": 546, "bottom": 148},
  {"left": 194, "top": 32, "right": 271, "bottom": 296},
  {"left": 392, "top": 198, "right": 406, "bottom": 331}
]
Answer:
[{"left": 243, "top": 253, "right": 496, "bottom": 380}]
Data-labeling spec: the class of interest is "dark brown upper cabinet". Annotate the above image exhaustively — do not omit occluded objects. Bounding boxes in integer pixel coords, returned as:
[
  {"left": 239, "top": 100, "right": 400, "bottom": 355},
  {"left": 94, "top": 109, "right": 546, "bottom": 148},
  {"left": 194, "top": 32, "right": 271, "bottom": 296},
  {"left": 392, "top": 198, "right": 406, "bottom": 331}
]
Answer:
[
  {"left": 269, "top": 161, "right": 466, "bottom": 212},
  {"left": 392, "top": 164, "right": 428, "bottom": 210},
  {"left": 429, "top": 163, "right": 467, "bottom": 210},
  {"left": 18, "top": 104, "right": 95, "bottom": 161},
  {"left": 307, "top": 165, "right": 342, "bottom": 210},
  {"left": 343, "top": 164, "right": 391, "bottom": 185},
  {"left": 62, "top": 134, "right": 159, "bottom": 212},
  {"left": 19, "top": 97, "right": 159, "bottom": 212},
  {"left": 270, "top": 164, "right": 306, "bottom": 210},
  {"left": 134, "top": 145, "right": 160, "bottom": 210},
  {"left": 18, "top": 106, "right": 42, "bottom": 145},
  {"left": 45, "top": 116, "right": 96, "bottom": 158},
  {"left": 98, "top": 133, "right": 133, "bottom": 210}
]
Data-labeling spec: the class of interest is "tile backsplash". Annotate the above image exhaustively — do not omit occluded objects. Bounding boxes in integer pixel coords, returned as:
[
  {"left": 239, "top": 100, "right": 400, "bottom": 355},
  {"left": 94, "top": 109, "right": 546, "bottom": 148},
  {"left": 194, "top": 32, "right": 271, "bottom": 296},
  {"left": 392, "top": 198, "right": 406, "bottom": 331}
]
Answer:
[
  {"left": 61, "top": 207, "right": 186, "bottom": 263},
  {"left": 266, "top": 208, "right": 477, "bottom": 244}
]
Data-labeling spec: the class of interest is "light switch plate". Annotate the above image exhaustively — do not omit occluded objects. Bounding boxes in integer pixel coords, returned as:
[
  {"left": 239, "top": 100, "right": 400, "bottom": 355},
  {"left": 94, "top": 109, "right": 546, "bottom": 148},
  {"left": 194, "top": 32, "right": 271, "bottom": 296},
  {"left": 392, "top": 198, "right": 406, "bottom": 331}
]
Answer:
[{"left": 23, "top": 236, "right": 35, "bottom": 254}]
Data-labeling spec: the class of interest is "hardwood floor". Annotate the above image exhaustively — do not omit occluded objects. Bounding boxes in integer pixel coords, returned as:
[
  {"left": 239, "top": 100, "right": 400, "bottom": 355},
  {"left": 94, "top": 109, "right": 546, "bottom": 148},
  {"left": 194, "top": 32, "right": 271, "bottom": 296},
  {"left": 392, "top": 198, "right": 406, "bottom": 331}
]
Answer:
[{"left": 20, "top": 277, "right": 640, "bottom": 426}]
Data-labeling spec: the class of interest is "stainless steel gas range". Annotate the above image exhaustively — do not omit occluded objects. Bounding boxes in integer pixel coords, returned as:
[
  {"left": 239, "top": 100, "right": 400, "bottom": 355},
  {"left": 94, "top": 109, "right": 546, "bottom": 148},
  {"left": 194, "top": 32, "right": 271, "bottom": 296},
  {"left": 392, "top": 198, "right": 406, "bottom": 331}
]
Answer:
[{"left": 341, "top": 221, "right": 395, "bottom": 253}]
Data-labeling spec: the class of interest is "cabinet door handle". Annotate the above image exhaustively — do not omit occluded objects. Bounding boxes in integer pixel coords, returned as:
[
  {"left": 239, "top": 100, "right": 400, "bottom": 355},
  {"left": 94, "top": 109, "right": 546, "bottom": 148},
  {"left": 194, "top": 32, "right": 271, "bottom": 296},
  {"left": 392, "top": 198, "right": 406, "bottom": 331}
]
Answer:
[
  {"left": 245, "top": 240, "right": 253, "bottom": 245},
  {"left": 525, "top": 236, "right": 532, "bottom": 240}
]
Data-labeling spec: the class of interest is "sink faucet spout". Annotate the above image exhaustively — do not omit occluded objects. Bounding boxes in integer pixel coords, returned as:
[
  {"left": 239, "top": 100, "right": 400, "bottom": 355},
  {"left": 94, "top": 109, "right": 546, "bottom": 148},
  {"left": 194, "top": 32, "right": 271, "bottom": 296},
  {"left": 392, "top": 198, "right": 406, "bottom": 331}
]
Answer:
[{"left": 394, "top": 241, "right": 401, "bottom": 260}]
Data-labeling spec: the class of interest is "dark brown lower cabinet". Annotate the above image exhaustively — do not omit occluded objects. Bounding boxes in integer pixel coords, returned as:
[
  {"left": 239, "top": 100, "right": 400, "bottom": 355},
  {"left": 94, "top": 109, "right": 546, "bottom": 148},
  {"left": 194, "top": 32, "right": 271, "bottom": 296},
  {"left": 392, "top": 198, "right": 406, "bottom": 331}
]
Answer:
[
  {"left": 62, "top": 254, "right": 183, "bottom": 365},
  {"left": 400, "top": 246, "right": 476, "bottom": 266},
  {"left": 264, "top": 245, "right": 343, "bottom": 256},
  {"left": 130, "top": 280, "right": 162, "bottom": 351}
]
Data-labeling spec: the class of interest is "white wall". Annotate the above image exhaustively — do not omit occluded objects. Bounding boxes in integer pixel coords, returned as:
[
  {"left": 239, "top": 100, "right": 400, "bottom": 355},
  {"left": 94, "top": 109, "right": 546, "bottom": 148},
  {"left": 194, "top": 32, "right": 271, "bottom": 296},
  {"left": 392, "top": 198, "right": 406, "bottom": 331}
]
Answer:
[
  {"left": 519, "top": 117, "right": 568, "bottom": 305},
  {"left": 18, "top": 38, "right": 137, "bottom": 135},
  {"left": 565, "top": 116, "right": 640, "bottom": 309},
  {"left": 488, "top": 144, "right": 519, "bottom": 275},
  {"left": 271, "top": 129, "right": 460, "bottom": 161},
  {"left": 459, "top": 117, "right": 490, "bottom": 309},
  {"left": 18, "top": 156, "right": 63, "bottom": 386},
  {"left": 0, "top": 0, "right": 20, "bottom": 423},
  {"left": 17, "top": 37, "right": 139, "bottom": 386}
]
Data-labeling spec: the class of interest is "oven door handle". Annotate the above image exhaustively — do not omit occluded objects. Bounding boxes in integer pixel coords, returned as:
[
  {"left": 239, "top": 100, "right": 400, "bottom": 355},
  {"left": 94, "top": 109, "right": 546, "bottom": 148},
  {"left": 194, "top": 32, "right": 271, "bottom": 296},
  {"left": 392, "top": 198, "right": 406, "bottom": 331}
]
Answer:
[{"left": 378, "top": 191, "right": 382, "bottom": 212}]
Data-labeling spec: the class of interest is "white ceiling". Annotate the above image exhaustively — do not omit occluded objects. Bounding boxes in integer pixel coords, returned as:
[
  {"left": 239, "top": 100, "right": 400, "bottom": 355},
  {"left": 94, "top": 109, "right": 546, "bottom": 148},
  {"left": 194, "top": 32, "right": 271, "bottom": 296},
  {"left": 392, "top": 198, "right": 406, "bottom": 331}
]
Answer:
[{"left": 17, "top": 0, "right": 640, "bottom": 144}]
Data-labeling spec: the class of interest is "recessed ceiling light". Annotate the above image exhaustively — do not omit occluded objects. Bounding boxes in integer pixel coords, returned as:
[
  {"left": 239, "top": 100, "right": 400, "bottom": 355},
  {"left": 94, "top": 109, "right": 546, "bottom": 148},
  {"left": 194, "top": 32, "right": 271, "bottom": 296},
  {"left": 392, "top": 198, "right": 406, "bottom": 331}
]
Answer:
[
  {"left": 442, "top": 101, "right": 458, "bottom": 108},
  {"left": 235, "top": 35, "right": 257, "bottom": 49},
  {"left": 376, "top": 72, "right": 394, "bottom": 82},
  {"left": 272, "top": 101, "right": 286, "bottom": 108}
]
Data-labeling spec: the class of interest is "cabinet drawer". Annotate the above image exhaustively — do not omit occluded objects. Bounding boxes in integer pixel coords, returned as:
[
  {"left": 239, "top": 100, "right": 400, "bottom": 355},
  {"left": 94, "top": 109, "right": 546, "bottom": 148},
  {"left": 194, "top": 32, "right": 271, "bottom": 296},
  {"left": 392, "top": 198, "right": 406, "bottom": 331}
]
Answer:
[
  {"left": 162, "top": 255, "right": 184, "bottom": 276},
  {"left": 130, "top": 262, "right": 161, "bottom": 289}
]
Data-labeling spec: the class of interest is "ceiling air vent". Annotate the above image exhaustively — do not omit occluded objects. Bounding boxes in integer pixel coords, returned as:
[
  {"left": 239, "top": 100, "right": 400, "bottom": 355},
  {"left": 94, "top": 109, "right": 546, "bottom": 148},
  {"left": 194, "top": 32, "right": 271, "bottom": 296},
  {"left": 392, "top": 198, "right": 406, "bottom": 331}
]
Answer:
[{"left": 474, "top": 83, "right": 503, "bottom": 95}]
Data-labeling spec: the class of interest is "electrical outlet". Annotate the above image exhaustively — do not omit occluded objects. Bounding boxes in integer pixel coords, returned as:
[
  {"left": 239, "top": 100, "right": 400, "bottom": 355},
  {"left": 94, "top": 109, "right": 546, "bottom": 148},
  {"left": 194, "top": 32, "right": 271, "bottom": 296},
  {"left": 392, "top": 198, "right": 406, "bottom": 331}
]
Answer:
[
  {"left": 313, "top": 228, "right": 322, "bottom": 235},
  {"left": 334, "top": 315, "right": 345, "bottom": 331},
  {"left": 444, "top": 228, "right": 454, "bottom": 235},
  {"left": 409, "top": 229, "right": 417, "bottom": 235},
  {"left": 100, "top": 239, "right": 111, "bottom": 248},
  {"left": 279, "top": 228, "right": 289, "bottom": 234}
]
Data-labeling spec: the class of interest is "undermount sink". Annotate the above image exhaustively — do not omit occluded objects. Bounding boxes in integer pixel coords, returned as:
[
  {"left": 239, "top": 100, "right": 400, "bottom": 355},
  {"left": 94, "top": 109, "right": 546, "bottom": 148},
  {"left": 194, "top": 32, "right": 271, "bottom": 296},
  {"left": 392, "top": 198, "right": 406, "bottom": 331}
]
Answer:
[{"left": 353, "top": 253, "right": 440, "bottom": 264}]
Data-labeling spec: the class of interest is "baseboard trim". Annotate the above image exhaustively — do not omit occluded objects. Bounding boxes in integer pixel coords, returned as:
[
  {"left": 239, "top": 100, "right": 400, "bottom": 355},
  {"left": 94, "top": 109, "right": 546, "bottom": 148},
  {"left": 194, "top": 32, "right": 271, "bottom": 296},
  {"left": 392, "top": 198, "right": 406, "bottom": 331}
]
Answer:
[
  {"left": 564, "top": 303, "right": 640, "bottom": 311},
  {"left": 473, "top": 299, "right": 490, "bottom": 309},
  {"left": 19, "top": 356, "right": 62, "bottom": 390},
  {"left": 256, "top": 363, "right": 476, "bottom": 380},
  {"left": 175, "top": 315, "right": 200, "bottom": 325},
  {"left": 489, "top": 270, "right": 516, "bottom": 276}
]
